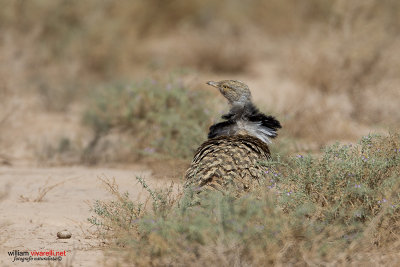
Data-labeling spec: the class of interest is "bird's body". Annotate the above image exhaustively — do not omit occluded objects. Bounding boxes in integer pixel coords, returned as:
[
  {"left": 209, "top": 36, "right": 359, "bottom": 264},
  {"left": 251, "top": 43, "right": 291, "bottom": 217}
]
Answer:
[
  {"left": 184, "top": 135, "right": 270, "bottom": 193},
  {"left": 184, "top": 80, "right": 281, "bottom": 193}
]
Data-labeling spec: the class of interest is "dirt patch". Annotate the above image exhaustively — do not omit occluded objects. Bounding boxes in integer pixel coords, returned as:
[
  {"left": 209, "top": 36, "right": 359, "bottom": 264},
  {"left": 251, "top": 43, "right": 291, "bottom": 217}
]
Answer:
[{"left": 0, "top": 166, "right": 177, "bottom": 266}]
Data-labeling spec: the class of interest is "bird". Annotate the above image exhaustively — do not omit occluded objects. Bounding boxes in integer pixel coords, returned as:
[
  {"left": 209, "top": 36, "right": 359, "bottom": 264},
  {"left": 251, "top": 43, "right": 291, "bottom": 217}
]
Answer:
[{"left": 184, "top": 80, "right": 281, "bottom": 194}]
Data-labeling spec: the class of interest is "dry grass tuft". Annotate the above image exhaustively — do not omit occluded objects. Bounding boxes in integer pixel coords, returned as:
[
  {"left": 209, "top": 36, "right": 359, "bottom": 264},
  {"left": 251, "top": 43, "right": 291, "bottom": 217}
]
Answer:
[{"left": 19, "top": 178, "right": 67, "bottom": 202}]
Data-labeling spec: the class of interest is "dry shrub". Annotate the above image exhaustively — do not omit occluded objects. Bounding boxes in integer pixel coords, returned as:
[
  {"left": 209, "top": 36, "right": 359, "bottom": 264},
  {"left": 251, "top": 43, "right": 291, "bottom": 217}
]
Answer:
[
  {"left": 286, "top": 0, "right": 400, "bottom": 144},
  {"left": 82, "top": 78, "right": 217, "bottom": 164},
  {"left": 89, "top": 134, "right": 400, "bottom": 266}
]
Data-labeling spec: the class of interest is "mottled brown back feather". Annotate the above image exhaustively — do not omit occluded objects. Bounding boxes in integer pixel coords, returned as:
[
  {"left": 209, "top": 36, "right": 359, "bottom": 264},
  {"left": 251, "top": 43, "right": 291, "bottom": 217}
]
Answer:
[{"left": 184, "top": 135, "right": 270, "bottom": 193}]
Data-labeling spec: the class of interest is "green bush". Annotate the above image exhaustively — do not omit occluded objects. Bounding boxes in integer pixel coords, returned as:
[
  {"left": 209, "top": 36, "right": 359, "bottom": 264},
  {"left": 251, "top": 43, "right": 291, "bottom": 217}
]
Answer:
[
  {"left": 264, "top": 134, "right": 400, "bottom": 224},
  {"left": 83, "top": 79, "right": 216, "bottom": 161},
  {"left": 89, "top": 134, "right": 400, "bottom": 265}
]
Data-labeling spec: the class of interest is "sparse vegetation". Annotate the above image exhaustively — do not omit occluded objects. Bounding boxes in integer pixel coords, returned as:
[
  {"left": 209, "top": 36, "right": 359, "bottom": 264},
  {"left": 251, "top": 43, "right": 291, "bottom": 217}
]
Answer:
[
  {"left": 284, "top": 0, "right": 400, "bottom": 145},
  {"left": 89, "top": 134, "right": 400, "bottom": 266},
  {"left": 1, "top": 0, "right": 400, "bottom": 162},
  {"left": 1, "top": 0, "right": 400, "bottom": 265},
  {"left": 82, "top": 79, "right": 217, "bottom": 163},
  {"left": 19, "top": 178, "right": 68, "bottom": 202}
]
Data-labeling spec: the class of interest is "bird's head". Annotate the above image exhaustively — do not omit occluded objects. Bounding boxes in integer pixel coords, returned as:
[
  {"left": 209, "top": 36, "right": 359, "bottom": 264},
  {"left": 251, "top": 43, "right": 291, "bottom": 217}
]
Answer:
[{"left": 206, "top": 80, "right": 251, "bottom": 106}]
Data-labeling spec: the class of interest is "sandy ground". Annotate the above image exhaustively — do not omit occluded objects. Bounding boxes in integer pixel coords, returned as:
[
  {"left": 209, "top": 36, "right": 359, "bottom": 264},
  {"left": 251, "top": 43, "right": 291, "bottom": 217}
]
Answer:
[{"left": 0, "top": 165, "right": 176, "bottom": 266}]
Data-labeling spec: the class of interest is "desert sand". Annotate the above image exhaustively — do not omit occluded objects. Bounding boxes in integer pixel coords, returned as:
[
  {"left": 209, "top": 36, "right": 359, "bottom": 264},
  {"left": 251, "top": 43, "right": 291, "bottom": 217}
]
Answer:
[{"left": 0, "top": 165, "right": 174, "bottom": 266}]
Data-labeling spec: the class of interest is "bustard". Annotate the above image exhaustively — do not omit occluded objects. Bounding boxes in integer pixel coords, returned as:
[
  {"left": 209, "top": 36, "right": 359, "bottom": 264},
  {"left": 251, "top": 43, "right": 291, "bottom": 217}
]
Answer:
[{"left": 184, "top": 80, "right": 281, "bottom": 193}]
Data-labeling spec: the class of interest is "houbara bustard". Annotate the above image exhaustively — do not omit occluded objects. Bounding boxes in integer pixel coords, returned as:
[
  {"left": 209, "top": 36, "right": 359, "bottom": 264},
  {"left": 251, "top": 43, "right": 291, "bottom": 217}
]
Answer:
[{"left": 184, "top": 80, "right": 281, "bottom": 193}]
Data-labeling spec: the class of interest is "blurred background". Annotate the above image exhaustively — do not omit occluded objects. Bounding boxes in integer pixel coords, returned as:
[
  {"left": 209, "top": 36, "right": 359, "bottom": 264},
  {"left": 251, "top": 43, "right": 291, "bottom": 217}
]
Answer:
[{"left": 1, "top": 0, "right": 399, "bottom": 170}]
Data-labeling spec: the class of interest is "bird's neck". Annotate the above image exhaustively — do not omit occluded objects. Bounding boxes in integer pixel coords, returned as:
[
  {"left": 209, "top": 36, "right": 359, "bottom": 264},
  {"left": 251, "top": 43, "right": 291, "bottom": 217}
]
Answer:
[{"left": 228, "top": 102, "right": 254, "bottom": 120}]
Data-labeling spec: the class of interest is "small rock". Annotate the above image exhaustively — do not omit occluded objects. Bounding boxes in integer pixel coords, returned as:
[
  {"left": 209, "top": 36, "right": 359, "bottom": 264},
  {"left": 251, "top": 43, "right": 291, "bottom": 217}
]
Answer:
[{"left": 57, "top": 230, "right": 72, "bottom": 239}]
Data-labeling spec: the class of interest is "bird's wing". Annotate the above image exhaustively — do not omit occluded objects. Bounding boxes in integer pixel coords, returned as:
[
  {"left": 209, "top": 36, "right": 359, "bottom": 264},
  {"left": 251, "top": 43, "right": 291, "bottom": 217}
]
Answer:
[
  {"left": 210, "top": 103, "right": 282, "bottom": 142},
  {"left": 245, "top": 104, "right": 281, "bottom": 134},
  {"left": 207, "top": 120, "right": 236, "bottom": 139},
  {"left": 248, "top": 113, "right": 282, "bottom": 138}
]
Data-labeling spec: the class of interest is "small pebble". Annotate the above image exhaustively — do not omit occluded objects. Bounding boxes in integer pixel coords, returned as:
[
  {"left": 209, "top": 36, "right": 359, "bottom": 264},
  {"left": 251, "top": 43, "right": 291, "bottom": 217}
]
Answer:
[{"left": 57, "top": 230, "right": 72, "bottom": 239}]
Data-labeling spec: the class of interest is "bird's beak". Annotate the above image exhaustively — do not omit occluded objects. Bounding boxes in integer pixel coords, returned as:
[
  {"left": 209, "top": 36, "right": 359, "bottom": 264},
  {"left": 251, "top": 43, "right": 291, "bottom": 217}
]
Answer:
[{"left": 206, "top": 81, "right": 219, "bottom": 88}]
